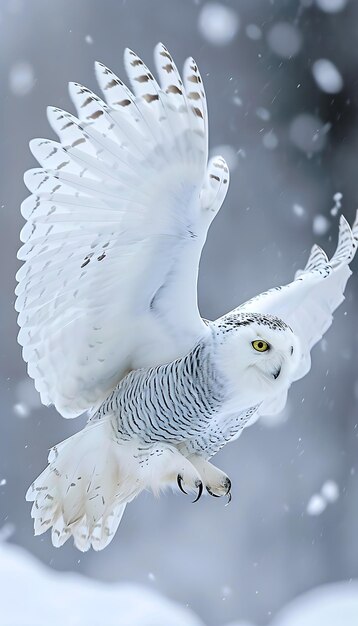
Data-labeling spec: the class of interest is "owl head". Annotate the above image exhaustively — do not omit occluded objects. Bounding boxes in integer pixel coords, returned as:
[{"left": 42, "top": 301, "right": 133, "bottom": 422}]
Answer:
[{"left": 214, "top": 312, "right": 301, "bottom": 410}]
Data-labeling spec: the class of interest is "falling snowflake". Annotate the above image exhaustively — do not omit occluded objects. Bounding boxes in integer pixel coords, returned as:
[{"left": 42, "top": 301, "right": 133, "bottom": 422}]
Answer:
[
  {"left": 321, "top": 480, "right": 339, "bottom": 503},
  {"left": 256, "top": 107, "right": 271, "bottom": 121},
  {"left": 267, "top": 22, "right": 302, "bottom": 59},
  {"left": 316, "top": 0, "right": 348, "bottom": 13},
  {"left": 9, "top": 62, "right": 35, "bottom": 96},
  {"left": 13, "top": 403, "right": 30, "bottom": 418},
  {"left": 293, "top": 204, "right": 306, "bottom": 217},
  {"left": 313, "top": 215, "right": 330, "bottom": 236},
  {"left": 331, "top": 192, "right": 343, "bottom": 216},
  {"left": 289, "top": 113, "right": 328, "bottom": 154},
  {"left": 312, "top": 59, "right": 343, "bottom": 94},
  {"left": 307, "top": 493, "right": 327, "bottom": 515},
  {"left": 198, "top": 3, "right": 240, "bottom": 46},
  {"left": 262, "top": 130, "right": 278, "bottom": 150},
  {"left": 307, "top": 480, "right": 340, "bottom": 515},
  {"left": 245, "top": 24, "right": 262, "bottom": 41},
  {"left": 232, "top": 94, "right": 243, "bottom": 107}
]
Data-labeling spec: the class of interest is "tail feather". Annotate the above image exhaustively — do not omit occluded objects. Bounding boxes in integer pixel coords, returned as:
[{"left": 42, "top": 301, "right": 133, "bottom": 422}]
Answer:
[{"left": 26, "top": 420, "right": 139, "bottom": 551}]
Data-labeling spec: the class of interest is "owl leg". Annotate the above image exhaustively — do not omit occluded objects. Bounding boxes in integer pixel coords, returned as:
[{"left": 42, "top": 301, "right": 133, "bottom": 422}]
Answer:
[{"left": 188, "top": 456, "right": 232, "bottom": 502}]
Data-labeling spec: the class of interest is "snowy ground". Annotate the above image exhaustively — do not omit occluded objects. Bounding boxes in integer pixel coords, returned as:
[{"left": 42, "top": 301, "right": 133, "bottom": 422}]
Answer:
[
  {"left": 0, "top": 543, "right": 204, "bottom": 626},
  {"left": 1, "top": 543, "right": 358, "bottom": 626}
]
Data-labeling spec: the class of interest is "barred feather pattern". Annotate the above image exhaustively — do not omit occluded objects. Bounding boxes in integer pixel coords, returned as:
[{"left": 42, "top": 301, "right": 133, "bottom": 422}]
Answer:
[{"left": 93, "top": 328, "right": 259, "bottom": 458}]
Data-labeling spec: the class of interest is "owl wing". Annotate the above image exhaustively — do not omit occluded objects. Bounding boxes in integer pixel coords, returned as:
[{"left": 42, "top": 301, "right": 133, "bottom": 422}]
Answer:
[
  {"left": 237, "top": 213, "right": 358, "bottom": 415},
  {"left": 16, "top": 44, "right": 229, "bottom": 418}
]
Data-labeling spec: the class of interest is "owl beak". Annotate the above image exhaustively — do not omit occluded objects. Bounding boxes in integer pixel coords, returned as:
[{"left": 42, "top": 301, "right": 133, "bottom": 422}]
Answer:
[{"left": 272, "top": 365, "right": 281, "bottom": 380}]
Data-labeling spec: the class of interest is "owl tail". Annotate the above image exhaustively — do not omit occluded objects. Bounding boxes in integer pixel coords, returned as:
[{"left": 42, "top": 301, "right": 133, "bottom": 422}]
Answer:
[{"left": 26, "top": 419, "right": 141, "bottom": 551}]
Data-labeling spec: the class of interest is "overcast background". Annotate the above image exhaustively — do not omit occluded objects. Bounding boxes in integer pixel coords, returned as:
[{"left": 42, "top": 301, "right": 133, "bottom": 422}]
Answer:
[{"left": 1, "top": 1, "right": 358, "bottom": 625}]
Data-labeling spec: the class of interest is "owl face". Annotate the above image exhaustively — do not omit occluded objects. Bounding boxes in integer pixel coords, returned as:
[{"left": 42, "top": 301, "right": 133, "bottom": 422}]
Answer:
[{"left": 216, "top": 315, "right": 301, "bottom": 409}]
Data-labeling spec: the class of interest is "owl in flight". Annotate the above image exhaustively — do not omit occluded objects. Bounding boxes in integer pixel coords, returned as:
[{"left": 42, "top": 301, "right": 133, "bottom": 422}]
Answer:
[{"left": 16, "top": 44, "right": 357, "bottom": 551}]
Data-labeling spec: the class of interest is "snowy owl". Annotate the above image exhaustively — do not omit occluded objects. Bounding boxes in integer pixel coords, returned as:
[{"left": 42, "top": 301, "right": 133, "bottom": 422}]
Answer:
[{"left": 16, "top": 44, "right": 357, "bottom": 551}]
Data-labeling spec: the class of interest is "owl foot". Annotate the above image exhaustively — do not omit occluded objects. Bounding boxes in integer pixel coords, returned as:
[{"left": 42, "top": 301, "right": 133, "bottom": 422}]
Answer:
[{"left": 188, "top": 456, "right": 232, "bottom": 503}]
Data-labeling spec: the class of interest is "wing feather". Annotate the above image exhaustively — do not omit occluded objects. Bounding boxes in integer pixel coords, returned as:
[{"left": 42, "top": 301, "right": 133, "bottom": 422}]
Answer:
[
  {"left": 231, "top": 212, "right": 358, "bottom": 415},
  {"left": 16, "top": 44, "right": 229, "bottom": 417}
]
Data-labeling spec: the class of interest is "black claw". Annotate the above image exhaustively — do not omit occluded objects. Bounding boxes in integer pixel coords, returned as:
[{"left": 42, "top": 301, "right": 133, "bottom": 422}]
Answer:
[
  {"left": 225, "top": 491, "right": 232, "bottom": 506},
  {"left": 192, "top": 480, "right": 203, "bottom": 503},
  {"left": 206, "top": 486, "right": 220, "bottom": 498},
  {"left": 224, "top": 477, "right": 232, "bottom": 496},
  {"left": 177, "top": 474, "right": 188, "bottom": 495}
]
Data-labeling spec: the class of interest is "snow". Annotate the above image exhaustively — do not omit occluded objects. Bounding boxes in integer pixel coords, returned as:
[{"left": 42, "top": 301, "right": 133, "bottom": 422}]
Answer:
[
  {"left": 0, "top": 543, "right": 204, "bottom": 626},
  {"left": 315, "top": 0, "right": 348, "bottom": 13},
  {"left": 9, "top": 61, "right": 35, "bottom": 96},
  {"left": 293, "top": 204, "right": 306, "bottom": 218},
  {"left": 228, "top": 582, "right": 358, "bottom": 625},
  {"left": 306, "top": 493, "right": 327, "bottom": 515},
  {"left": 320, "top": 338, "right": 328, "bottom": 353},
  {"left": 198, "top": 3, "right": 240, "bottom": 46},
  {"left": 13, "top": 402, "right": 29, "bottom": 418},
  {"left": 272, "top": 581, "right": 358, "bottom": 626},
  {"left": 245, "top": 24, "right": 262, "bottom": 41},
  {"left": 312, "top": 59, "right": 343, "bottom": 94},
  {"left": 85, "top": 34, "right": 94, "bottom": 44},
  {"left": 289, "top": 114, "right": 327, "bottom": 154},
  {"left": 307, "top": 480, "right": 339, "bottom": 515},
  {"left": 313, "top": 214, "right": 330, "bottom": 236},
  {"left": 331, "top": 191, "right": 342, "bottom": 216},
  {"left": 0, "top": 478, "right": 7, "bottom": 486},
  {"left": 267, "top": 23, "right": 302, "bottom": 59},
  {"left": 262, "top": 130, "right": 279, "bottom": 150},
  {"left": 256, "top": 107, "right": 271, "bottom": 121},
  {"left": 1, "top": 543, "right": 358, "bottom": 625},
  {"left": 232, "top": 94, "right": 243, "bottom": 107},
  {"left": 321, "top": 480, "right": 339, "bottom": 502}
]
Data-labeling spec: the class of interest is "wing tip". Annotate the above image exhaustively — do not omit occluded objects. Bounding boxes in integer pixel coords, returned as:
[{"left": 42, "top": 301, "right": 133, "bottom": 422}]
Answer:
[
  {"left": 352, "top": 209, "right": 358, "bottom": 241},
  {"left": 339, "top": 213, "right": 349, "bottom": 229}
]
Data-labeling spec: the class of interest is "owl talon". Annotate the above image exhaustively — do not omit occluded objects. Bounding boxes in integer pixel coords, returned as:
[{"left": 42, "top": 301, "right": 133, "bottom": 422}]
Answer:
[
  {"left": 177, "top": 474, "right": 188, "bottom": 495},
  {"left": 192, "top": 480, "right": 203, "bottom": 503},
  {"left": 226, "top": 491, "right": 232, "bottom": 505},
  {"left": 206, "top": 486, "right": 220, "bottom": 497}
]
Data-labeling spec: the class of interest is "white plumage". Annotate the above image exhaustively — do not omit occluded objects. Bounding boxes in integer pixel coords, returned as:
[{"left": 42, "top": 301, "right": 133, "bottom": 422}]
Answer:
[{"left": 17, "top": 44, "right": 357, "bottom": 551}]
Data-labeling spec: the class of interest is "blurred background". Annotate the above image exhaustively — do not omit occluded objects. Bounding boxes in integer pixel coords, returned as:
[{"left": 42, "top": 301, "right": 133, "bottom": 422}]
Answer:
[{"left": 1, "top": 0, "right": 358, "bottom": 625}]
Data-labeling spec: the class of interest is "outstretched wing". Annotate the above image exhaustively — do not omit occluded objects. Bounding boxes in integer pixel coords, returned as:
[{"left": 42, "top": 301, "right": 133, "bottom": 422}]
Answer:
[
  {"left": 16, "top": 44, "right": 229, "bottom": 418},
  {"left": 234, "top": 213, "right": 358, "bottom": 415}
]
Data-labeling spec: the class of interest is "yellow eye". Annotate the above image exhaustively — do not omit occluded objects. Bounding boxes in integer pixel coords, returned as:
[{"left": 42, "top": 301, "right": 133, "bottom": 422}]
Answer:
[{"left": 252, "top": 340, "right": 270, "bottom": 352}]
